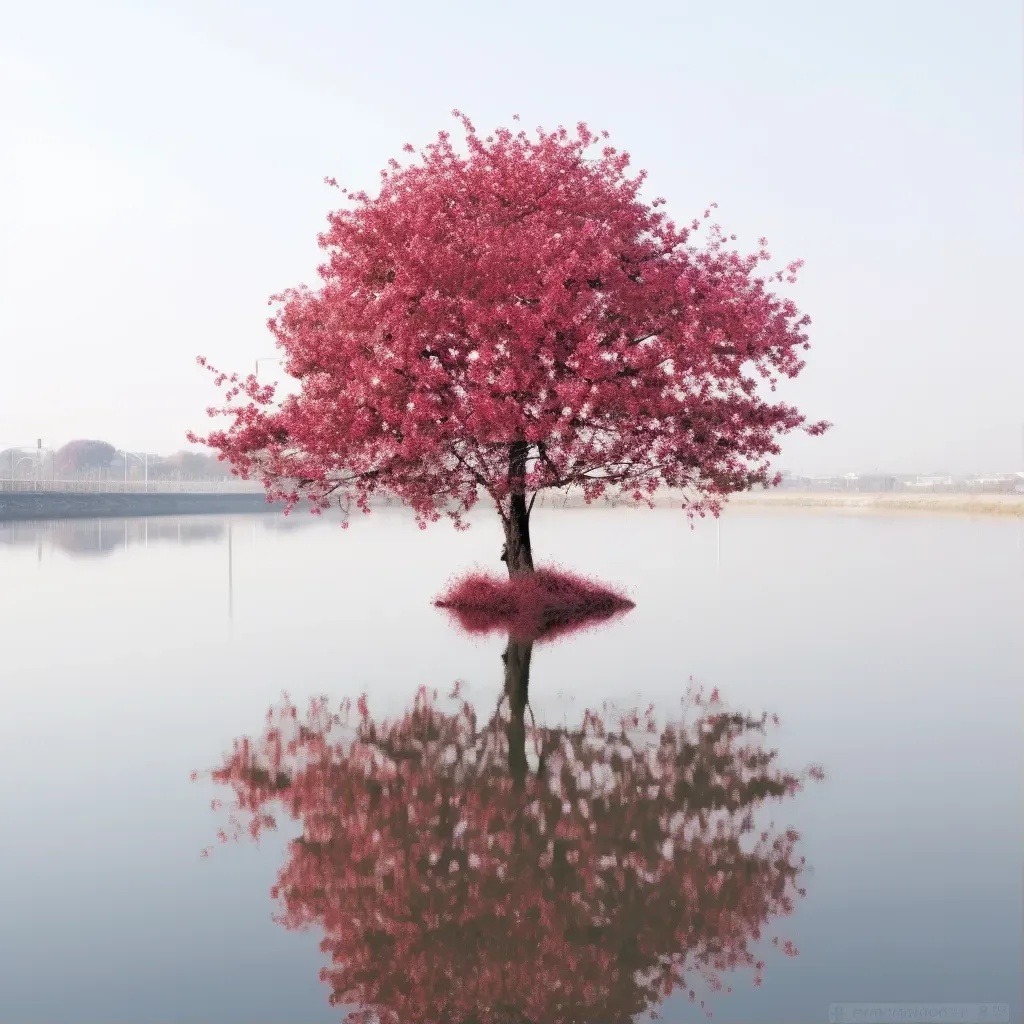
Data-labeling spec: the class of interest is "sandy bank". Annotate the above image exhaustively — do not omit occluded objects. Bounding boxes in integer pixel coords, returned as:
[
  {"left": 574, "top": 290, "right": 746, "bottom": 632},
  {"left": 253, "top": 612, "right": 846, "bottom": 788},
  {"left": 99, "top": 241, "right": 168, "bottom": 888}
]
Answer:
[
  {"left": 532, "top": 489, "right": 1024, "bottom": 518},
  {"left": 723, "top": 491, "right": 1024, "bottom": 517}
]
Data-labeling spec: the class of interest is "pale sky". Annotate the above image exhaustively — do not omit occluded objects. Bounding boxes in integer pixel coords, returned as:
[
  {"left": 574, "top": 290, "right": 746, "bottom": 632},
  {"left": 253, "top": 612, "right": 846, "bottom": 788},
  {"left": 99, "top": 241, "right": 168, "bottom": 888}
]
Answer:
[{"left": 2, "top": 0, "right": 1021, "bottom": 475}]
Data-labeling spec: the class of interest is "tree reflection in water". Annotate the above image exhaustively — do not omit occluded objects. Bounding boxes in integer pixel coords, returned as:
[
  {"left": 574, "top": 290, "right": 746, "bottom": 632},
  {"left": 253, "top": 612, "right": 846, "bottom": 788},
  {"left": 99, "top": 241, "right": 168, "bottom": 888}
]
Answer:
[{"left": 198, "top": 607, "right": 823, "bottom": 1023}]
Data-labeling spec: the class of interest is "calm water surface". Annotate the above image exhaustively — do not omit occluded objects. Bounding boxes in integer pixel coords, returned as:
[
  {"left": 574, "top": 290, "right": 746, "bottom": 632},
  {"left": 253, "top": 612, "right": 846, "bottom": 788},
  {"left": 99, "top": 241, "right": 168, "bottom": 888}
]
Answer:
[{"left": 0, "top": 508, "right": 1021, "bottom": 1023}]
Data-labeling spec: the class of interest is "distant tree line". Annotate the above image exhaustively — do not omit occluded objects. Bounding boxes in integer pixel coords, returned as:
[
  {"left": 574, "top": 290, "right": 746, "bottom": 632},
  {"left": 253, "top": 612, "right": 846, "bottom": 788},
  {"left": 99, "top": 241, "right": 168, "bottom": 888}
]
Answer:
[{"left": 1, "top": 440, "right": 235, "bottom": 480}]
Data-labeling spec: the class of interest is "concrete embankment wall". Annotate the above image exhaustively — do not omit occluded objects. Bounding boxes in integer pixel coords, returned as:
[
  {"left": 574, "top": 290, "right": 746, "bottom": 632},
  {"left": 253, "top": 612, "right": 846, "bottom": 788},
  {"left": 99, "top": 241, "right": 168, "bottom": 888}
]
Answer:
[{"left": 0, "top": 491, "right": 278, "bottom": 522}]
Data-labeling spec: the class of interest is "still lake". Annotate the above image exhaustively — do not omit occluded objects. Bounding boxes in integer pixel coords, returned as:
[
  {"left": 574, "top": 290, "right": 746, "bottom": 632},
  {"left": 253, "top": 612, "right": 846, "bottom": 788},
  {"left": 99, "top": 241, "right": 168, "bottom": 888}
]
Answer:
[{"left": 0, "top": 506, "right": 1021, "bottom": 1023}]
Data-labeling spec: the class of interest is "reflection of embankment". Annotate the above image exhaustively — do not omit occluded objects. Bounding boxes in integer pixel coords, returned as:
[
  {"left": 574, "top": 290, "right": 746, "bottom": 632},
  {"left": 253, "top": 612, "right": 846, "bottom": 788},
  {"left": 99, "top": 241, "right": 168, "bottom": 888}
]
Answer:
[
  {"left": 0, "top": 517, "right": 227, "bottom": 556},
  {"left": 199, "top": 641, "right": 823, "bottom": 1024},
  {"left": 0, "top": 514, "right": 325, "bottom": 557}
]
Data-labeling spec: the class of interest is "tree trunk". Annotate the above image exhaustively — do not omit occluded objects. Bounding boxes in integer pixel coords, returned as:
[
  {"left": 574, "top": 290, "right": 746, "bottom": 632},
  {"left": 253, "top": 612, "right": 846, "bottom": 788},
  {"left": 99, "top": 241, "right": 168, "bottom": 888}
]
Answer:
[
  {"left": 502, "top": 636, "right": 533, "bottom": 792},
  {"left": 500, "top": 440, "right": 535, "bottom": 577}
]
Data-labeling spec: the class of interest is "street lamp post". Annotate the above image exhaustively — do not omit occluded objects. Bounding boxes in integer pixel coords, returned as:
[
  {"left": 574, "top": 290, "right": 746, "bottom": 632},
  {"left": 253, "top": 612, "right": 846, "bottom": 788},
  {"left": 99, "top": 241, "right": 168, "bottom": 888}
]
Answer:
[{"left": 255, "top": 356, "right": 281, "bottom": 377}]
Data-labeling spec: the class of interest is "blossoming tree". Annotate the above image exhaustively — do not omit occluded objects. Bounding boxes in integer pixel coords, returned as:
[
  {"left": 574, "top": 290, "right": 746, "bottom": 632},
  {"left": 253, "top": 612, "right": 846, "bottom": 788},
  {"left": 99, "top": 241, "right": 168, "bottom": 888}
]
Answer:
[{"left": 191, "top": 111, "right": 828, "bottom": 575}]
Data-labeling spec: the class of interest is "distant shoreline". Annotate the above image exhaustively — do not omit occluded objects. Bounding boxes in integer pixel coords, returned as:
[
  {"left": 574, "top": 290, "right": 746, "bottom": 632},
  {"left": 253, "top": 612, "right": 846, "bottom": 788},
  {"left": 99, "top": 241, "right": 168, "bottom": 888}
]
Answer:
[
  {"left": 2, "top": 487, "right": 1022, "bottom": 524},
  {"left": 534, "top": 489, "right": 1024, "bottom": 518},
  {"left": 722, "top": 490, "right": 1024, "bottom": 517}
]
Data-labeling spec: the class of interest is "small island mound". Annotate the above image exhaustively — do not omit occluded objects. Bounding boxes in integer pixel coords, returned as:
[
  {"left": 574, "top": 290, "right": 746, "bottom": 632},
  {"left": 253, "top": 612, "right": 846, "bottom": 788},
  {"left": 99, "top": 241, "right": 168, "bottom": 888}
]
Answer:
[{"left": 434, "top": 566, "right": 635, "bottom": 642}]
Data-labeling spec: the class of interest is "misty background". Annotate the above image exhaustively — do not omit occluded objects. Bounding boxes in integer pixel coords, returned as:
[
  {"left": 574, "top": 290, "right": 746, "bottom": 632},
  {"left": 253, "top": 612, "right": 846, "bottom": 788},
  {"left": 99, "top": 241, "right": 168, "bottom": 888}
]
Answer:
[{"left": 2, "top": 0, "right": 1021, "bottom": 475}]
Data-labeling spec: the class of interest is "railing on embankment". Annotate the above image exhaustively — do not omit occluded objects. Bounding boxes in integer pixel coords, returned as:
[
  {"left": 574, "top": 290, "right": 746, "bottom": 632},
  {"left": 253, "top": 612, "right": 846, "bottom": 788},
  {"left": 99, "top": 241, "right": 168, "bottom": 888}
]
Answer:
[{"left": 0, "top": 478, "right": 265, "bottom": 494}]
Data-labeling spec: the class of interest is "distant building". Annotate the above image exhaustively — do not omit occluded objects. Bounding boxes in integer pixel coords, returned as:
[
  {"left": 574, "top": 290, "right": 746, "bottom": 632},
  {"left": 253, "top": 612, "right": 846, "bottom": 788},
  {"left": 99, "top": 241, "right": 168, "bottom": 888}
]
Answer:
[
  {"left": 758, "top": 469, "right": 1018, "bottom": 494},
  {"left": 904, "top": 475, "right": 955, "bottom": 489}
]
